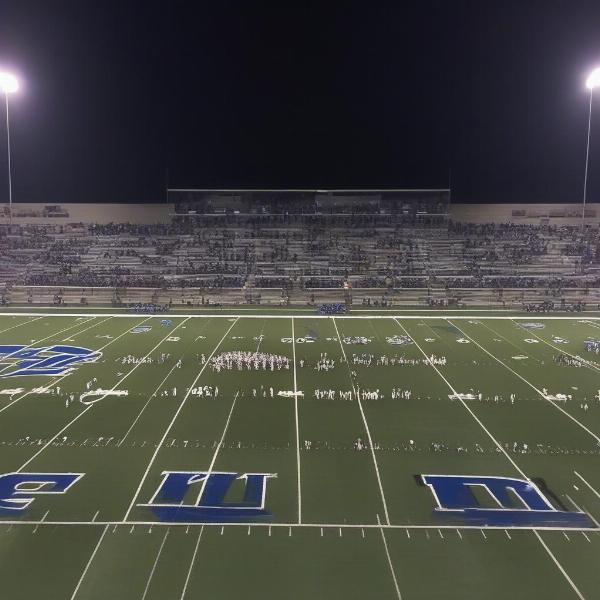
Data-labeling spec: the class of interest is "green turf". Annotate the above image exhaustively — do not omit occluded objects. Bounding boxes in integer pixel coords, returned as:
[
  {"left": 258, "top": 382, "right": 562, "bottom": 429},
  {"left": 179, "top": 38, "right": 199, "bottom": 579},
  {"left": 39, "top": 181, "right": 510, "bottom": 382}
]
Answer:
[{"left": 0, "top": 312, "right": 598, "bottom": 599}]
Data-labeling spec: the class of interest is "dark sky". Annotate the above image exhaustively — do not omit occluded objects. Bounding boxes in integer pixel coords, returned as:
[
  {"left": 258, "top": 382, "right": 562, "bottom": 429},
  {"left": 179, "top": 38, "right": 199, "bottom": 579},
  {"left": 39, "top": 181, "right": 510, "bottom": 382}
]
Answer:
[{"left": 1, "top": 0, "right": 600, "bottom": 204}]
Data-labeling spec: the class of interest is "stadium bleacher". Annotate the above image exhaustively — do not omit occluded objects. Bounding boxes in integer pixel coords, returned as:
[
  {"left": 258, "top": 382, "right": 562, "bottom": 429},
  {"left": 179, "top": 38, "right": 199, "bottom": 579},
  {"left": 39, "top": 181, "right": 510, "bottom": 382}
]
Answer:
[{"left": 1, "top": 193, "right": 599, "bottom": 309}]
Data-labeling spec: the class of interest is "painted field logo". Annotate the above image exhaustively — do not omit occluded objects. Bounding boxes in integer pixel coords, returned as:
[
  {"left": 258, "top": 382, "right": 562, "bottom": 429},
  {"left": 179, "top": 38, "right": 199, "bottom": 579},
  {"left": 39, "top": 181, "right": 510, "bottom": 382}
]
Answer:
[
  {"left": 421, "top": 474, "right": 596, "bottom": 528},
  {"left": 131, "top": 325, "right": 152, "bottom": 334},
  {"left": 0, "top": 472, "right": 83, "bottom": 513},
  {"left": 139, "top": 471, "right": 276, "bottom": 523},
  {"left": 0, "top": 345, "right": 101, "bottom": 377}
]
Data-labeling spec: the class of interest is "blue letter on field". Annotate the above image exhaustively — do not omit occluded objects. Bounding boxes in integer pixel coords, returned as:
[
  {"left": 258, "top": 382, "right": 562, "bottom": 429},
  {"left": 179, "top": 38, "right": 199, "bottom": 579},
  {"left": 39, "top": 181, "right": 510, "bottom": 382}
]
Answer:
[
  {"left": 0, "top": 472, "right": 83, "bottom": 513},
  {"left": 141, "top": 471, "right": 276, "bottom": 523},
  {"left": 421, "top": 474, "right": 596, "bottom": 528}
]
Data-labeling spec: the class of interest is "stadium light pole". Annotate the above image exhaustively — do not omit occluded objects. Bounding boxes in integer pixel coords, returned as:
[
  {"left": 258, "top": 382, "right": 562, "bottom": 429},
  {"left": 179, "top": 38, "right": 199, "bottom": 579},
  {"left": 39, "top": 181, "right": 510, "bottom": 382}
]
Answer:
[
  {"left": 582, "top": 68, "right": 600, "bottom": 231},
  {"left": 0, "top": 72, "right": 18, "bottom": 226}
]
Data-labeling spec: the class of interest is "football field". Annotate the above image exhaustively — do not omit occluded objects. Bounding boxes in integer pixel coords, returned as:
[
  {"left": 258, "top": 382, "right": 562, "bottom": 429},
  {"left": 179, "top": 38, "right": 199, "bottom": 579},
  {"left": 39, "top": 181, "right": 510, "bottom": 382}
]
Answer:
[{"left": 0, "top": 311, "right": 599, "bottom": 599}]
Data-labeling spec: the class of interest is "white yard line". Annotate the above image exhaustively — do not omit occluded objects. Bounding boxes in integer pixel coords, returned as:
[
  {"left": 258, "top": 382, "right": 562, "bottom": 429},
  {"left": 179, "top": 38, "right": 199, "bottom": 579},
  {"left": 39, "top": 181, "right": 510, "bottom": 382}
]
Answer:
[
  {"left": 69, "top": 524, "right": 110, "bottom": 600},
  {"left": 16, "top": 317, "right": 191, "bottom": 473},
  {"left": 179, "top": 525, "right": 204, "bottom": 600},
  {"left": 0, "top": 315, "right": 45, "bottom": 335},
  {"left": 447, "top": 319, "right": 600, "bottom": 446},
  {"left": 117, "top": 312, "right": 208, "bottom": 447},
  {"left": 80, "top": 318, "right": 190, "bottom": 406},
  {"left": 516, "top": 322, "right": 600, "bottom": 374},
  {"left": 377, "top": 514, "right": 402, "bottom": 600},
  {"left": 193, "top": 391, "right": 239, "bottom": 506},
  {"left": 117, "top": 360, "right": 182, "bottom": 447},
  {"left": 68, "top": 316, "right": 115, "bottom": 340},
  {"left": 393, "top": 317, "right": 589, "bottom": 600},
  {"left": 291, "top": 317, "right": 302, "bottom": 524},
  {"left": 141, "top": 528, "right": 170, "bottom": 600},
  {"left": 564, "top": 494, "right": 600, "bottom": 528},
  {"left": 254, "top": 319, "right": 267, "bottom": 352},
  {"left": 479, "top": 320, "right": 542, "bottom": 363},
  {"left": 333, "top": 317, "right": 391, "bottom": 526},
  {"left": 574, "top": 471, "right": 600, "bottom": 503},
  {"left": 533, "top": 531, "right": 586, "bottom": 600},
  {"left": 193, "top": 318, "right": 268, "bottom": 505},
  {"left": 393, "top": 319, "right": 528, "bottom": 478},
  {"left": 121, "top": 318, "right": 239, "bottom": 522}
]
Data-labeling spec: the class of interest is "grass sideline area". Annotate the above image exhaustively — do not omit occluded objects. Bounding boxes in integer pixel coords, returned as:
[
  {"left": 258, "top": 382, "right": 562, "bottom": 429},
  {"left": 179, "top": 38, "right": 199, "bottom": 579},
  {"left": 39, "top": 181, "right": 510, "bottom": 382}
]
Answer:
[{"left": 0, "top": 313, "right": 598, "bottom": 598}]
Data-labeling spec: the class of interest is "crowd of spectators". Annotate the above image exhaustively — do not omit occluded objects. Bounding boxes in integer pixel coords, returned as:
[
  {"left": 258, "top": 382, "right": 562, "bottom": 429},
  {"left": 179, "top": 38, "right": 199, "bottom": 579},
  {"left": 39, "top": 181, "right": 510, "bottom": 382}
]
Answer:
[{"left": 0, "top": 217, "right": 599, "bottom": 300}]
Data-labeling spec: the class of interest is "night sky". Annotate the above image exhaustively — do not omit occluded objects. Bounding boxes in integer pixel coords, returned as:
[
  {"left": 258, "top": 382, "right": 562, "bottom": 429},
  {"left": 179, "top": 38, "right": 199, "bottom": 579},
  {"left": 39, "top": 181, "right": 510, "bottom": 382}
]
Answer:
[{"left": 1, "top": 0, "right": 600, "bottom": 204}]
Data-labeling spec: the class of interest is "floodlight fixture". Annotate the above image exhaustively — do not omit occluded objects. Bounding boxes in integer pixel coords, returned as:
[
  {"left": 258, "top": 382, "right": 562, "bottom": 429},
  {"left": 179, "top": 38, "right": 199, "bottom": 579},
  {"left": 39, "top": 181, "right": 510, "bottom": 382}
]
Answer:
[
  {"left": 0, "top": 71, "right": 18, "bottom": 224},
  {"left": 0, "top": 72, "right": 18, "bottom": 94},
  {"left": 582, "top": 68, "right": 600, "bottom": 230},
  {"left": 586, "top": 68, "right": 600, "bottom": 90}
]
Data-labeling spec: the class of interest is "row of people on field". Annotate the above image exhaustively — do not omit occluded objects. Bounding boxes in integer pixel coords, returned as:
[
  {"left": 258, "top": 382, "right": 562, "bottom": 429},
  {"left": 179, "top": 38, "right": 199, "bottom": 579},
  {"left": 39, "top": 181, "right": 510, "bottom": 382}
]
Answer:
[{"left": 209, "top": 350, "right": 291, "bottom": 372}]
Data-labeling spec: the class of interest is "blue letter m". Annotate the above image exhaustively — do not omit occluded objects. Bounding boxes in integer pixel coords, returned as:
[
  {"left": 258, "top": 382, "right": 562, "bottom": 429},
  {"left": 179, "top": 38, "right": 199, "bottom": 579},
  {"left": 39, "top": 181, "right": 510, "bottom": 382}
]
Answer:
[{"left": 422, "top": 474, "right": 596, "bottom": 528}]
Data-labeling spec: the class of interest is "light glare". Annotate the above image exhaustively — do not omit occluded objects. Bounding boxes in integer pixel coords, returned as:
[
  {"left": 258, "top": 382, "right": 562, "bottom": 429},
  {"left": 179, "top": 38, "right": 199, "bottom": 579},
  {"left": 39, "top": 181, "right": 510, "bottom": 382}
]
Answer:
[
  {"left": 586, "top": 68, "right": 600, "bottom": 90},
  {"left": 0, "top": 72, "right": 18, "bottom": 94}
]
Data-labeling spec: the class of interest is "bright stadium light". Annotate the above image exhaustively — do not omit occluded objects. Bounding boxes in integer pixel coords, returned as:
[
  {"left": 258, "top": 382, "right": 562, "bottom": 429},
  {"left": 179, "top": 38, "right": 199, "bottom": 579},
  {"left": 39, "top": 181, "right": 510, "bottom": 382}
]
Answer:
[
  {"left": 0, "top": 72, "right": 18, "bottom": 94},
  {"left": 0, "top": 72, "right": 18, "bottom": 225},
  {"left": 586, "top": 68, "right": 600, "bottom": 90},
  {"left": 581, "top": 68, "right": 600, "bottom": 231}
]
